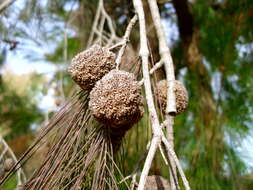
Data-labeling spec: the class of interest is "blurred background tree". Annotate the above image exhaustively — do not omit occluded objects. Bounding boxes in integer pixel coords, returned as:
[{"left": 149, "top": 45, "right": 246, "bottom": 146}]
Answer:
[{"left": 0, "top": 0, "right": 253, "bottom": 189}]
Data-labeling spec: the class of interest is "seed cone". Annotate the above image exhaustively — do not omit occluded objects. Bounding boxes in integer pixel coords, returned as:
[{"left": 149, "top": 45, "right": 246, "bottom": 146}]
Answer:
[
  {"left": 68, "top": 44, "right": 116, "bottom": 90},
  {"left": 156, "top": 80, "right": 188, "bottom": 115},
  {"left": 89, "top": 69, "right": 144, "bottom": 127}
]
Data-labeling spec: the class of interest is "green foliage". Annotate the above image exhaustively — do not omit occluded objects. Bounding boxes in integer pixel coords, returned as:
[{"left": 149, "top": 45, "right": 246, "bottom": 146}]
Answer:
[
  {"left": 0, "top": 175, "right": 17, "bottom": 190},
  {"left": 45, "top": 37, "right": 81, "bottom": 63},
  {"left": 169, "top": 0, "right": 253, "bottom": 189},
  {"left": 0, "top": 74, "right": 44, "bottom": 139}
]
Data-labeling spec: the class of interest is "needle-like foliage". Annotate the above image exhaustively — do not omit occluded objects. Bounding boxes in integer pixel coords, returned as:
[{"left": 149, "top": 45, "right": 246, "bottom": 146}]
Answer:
[{"left": 1, "top": 90, "right": 130, "bottom": 189}]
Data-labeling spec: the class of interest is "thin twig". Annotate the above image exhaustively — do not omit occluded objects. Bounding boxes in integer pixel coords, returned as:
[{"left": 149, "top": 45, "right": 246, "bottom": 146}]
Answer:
[
  {"left": 109, "top": 41, "right": 125, "bottom": 51},
  {"left": 115, "top": 15, "right": 138, "bottom": 70},
  {"left": 161, "top": 136, "right": 191, "bottom": 190},
  {"left": 0, "top": 147, "right": 7, "bottom": 161},
  {"left": 147, "top": 0, "right": 176, "bottom": 115},
  {"left": 88, "top": 0, "right": 120, "bottom": 47},
  {"left": 100, "top": 3, "right": 118, "bottom": 44},
  {"left": 159, "top": 143, "right": 179, "bottom": 190},
  {"left": 166, "top": 115, "right": 178, "bottom": 189},
  {"left": 159, "top": 144, "right": 168, "bottom": 165},
  {"left": 0, "top": 0, "right": 15, "bottom": 13},
  {"left": 87, "top": 0, "right": 103, "bottom": 46},
  {"left": 149, "top": 60, "right": 163, "bottom": 74},
  {"left": 138, "top": 60, "right": 164, "bottom": 85},
  {"left": 133, "top": 0, "right": 190, "bottom": 190},
  {"left": 0, "top": 136, "right": 26, "bottom": 186},
  {"left": 146, "top": 0, "right": 181, "bottom": 189}
]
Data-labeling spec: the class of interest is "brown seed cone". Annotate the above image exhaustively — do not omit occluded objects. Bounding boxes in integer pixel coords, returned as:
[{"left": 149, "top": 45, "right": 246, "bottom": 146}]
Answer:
[
  {"left": 89, "top": 69, "right": 144, "bottom": 127},
  {"left": 68, "top": 44, "right": 116, "bottom": 90},
  {"left": 156, "top": 80, "right": 188, "bottom": 115}
]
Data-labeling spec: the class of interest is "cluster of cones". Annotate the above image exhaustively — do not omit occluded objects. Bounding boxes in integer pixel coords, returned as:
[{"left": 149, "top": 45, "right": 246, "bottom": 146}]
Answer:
[
  {"left": 69, "top": 44, "right": 144, "bottom": 151},
  {"left": 12, "top": 44, "right": 145, "bottom": 190},
  {"left": 0, "top": 44, "right": 188, "bottom": 190}
]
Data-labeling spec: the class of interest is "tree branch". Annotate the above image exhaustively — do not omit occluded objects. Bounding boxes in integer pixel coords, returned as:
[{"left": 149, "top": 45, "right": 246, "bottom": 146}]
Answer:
[
  {"left": 115, "top": 15, "right": 138, "bottom": 70},
  {"left": 146, "top": 0, "right": 179, "bottom": 189},
  {"left": 162, "top": 136, "right": 191, "bottom": 190},
  {"left": 138, "top": 60, "right": 164, "bottom": 85},
  {"left": 147, "top": 0, "right": 176, "bottom": 115},
  {"left": 132, "top": 0, "right": 163, "bottom": 189},
  {"left": 87, "top": 0, "right": 120, "bottom": 47},
  {"left": 0, "top": 136, "right": 26, "bottom": 187},
  {"left": 133, "top": 1, "right": 191, "bottom": 190},
  {"left": 0, "top": 0, "right": 15, "bottom": 13}
]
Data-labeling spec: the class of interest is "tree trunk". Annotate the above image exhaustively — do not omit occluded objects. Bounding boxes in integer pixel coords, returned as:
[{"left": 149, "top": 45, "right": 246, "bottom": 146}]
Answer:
[{"left": 172, "top": 0, "right": 224, "bottom": 184}]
